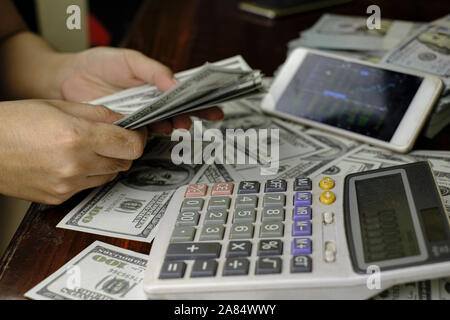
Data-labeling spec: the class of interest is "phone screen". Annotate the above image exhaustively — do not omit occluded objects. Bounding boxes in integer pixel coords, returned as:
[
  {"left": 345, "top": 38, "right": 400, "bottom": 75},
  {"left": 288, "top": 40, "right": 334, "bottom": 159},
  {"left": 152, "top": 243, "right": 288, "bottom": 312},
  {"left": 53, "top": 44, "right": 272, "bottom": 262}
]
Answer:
[{"left": 275, "top": 53, "right": 423, "bottom": 141}]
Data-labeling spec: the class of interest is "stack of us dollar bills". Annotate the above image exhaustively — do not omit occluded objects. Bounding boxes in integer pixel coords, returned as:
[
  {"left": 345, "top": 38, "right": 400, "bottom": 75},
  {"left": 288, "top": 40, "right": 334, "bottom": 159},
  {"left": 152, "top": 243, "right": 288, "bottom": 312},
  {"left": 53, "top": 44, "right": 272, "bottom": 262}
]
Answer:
[
  {"left": 90, "top": 56, "right": 263, "bottom": 123},
  {"left": 25, "top": 55, "right": 450, "bottom": 300},
  {"left": 287, "top": 13, "right": 450, "bottom": 138}
]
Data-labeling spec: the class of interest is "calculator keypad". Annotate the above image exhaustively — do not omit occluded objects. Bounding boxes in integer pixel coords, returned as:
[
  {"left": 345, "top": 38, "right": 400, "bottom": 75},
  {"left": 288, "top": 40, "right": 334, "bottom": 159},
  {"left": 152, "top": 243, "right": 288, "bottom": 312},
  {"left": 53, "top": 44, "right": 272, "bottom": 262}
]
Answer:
[{"left": 159, "top": 177, "right": 339, "bottom": 280}]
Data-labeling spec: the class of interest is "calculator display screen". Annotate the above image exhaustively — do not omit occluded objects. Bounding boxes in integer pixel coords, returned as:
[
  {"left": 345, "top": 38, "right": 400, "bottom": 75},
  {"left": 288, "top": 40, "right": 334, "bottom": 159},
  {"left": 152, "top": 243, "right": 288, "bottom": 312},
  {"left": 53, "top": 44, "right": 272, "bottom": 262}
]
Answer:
[
  {"left": 355, "top": 174, "right": 421, "bottom": 263},
  {"left": 275, "top": 53, "right": 423, "bottom": 141}
]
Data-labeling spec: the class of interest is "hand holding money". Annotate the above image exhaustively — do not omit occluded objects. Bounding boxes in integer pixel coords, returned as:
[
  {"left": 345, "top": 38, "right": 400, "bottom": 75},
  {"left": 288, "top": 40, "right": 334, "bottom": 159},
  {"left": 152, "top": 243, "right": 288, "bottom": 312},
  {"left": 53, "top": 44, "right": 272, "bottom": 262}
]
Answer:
[
  {"left": 59, "top": 47, "right": 178, "bottom": 102},
  {"left": 0, "top": 99, "right": 147, "bottom": 204},
  {"left": 58, "top": 46, "right": 225, "bottom": 134}
]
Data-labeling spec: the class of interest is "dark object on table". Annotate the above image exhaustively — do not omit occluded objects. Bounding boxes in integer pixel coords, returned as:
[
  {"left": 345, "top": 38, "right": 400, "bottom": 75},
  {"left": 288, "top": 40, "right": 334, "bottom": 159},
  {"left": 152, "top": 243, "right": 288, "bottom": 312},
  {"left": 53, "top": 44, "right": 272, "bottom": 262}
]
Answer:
[{"left": 239, "top": 0, "right": 352, "bottom": 19}]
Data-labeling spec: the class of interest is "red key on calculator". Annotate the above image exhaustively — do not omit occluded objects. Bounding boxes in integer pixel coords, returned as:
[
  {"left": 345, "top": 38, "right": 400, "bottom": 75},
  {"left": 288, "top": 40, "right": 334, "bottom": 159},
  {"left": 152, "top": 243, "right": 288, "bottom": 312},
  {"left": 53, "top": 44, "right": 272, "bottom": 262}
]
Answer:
[
  {"left": 185, "top": 184, "right": 208, "bottom": 197},
  {"left": 211, "top": 182, "right": 234, "bottom": 196}
]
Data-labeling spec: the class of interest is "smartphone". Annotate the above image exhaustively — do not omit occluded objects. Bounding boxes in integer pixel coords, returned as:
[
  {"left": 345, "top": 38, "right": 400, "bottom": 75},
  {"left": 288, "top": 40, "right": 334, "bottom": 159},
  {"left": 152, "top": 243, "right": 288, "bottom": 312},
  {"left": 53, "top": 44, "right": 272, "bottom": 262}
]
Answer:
[
  {"left": 261, "top": 48, "right": 443, "bottom": 153},
  {"left": 238, "top": 0, "right": 352, "bottom": 19}
]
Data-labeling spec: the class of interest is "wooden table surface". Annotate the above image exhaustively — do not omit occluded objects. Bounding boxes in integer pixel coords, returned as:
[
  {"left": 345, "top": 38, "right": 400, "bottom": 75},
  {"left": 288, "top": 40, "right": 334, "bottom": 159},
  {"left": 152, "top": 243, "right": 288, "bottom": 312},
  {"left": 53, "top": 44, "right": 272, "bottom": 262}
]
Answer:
[{"left": 0, "top": 0, "right": 448, "bottom": 299}]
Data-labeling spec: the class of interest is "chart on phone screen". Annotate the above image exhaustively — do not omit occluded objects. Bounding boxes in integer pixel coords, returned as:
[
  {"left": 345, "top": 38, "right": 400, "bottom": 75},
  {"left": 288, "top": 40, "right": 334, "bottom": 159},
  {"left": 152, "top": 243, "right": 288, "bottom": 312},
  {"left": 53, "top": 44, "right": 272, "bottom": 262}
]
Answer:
[{"left": 276, "top": 53, "right": 424, "bottom": 141}]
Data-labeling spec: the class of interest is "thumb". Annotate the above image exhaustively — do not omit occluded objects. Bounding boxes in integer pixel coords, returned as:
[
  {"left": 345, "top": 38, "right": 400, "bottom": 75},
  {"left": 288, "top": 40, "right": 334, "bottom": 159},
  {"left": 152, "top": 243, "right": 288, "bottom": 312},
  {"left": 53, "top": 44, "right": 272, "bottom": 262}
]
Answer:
[{"left": 49, "top": 100, "right": 124, "bottom": 124}]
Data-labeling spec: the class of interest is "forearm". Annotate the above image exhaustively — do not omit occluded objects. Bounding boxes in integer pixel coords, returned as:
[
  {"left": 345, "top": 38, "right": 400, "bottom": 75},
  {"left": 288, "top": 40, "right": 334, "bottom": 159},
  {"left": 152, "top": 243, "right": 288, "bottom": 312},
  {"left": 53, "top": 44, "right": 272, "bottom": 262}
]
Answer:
[{"left": 0, "top": 31, "right": 75, "bottom": 100}]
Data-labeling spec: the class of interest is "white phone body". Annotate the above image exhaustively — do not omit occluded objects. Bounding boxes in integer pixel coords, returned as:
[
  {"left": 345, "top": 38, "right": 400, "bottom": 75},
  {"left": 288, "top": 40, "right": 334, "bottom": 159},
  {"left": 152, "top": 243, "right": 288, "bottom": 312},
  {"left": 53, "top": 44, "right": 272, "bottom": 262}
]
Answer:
[{"left": 261, "top": 48, "right": 443, "bottom": 153}]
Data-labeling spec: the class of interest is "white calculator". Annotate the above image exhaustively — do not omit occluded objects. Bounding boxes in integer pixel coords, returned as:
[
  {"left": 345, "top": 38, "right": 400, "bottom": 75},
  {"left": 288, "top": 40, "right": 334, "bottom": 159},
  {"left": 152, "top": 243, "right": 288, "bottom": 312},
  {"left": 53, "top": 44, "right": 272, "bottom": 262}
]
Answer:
[{"left": 143, "top": 161, "right": 450, "bottom": 299}]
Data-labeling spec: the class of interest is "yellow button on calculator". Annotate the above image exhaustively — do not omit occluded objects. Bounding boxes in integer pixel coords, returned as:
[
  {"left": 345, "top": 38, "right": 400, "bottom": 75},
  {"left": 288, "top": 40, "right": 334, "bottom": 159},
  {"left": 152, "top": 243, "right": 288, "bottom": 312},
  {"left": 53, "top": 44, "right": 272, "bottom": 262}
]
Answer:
[
  {"left": 320, "top": 191, "right": 336, "bottom": 205},
  {"left": 319, "top": 177, "right": 335, "bottom": 190}
]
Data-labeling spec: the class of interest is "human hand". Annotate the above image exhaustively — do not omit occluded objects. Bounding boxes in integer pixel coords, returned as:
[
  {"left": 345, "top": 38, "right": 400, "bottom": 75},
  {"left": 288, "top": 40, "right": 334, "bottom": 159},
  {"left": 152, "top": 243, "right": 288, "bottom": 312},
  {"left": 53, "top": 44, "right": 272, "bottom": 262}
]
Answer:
[
  {"left": 0, "top": 100, "right": 146, "bottom": 204},
  {"left": 59, "top": 47, "right": 224, "bottom": 134}
]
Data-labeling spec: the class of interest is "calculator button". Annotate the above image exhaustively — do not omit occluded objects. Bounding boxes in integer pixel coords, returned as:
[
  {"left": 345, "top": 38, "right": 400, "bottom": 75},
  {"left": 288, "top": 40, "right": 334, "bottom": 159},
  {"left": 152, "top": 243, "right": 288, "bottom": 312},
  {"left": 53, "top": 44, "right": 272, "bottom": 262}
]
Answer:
[
  {"left": 322, "top": 211, "right": 334, "bottom": 224},
  {"left": 176, "top": 211, "right": 200, "bottom": 226},
  {"left": 235, "top": 195, "right": 258, "bottom": 208},
  {"left": 223, "top": 258, "right": 250, "bottom": 276},
  {"left": 191, "top": 260, "right": 218, "bottom": 278},
  {"left": 293, "top": 206, "right": 311, "bottom": 221},
  {"left": 324, "top": 241, "right": 337, "bottom": 263},
  {"left": 159, "top": 261, "right": 186, "bottom": 279},
  {"left": 260, "top": 222, "right": 284, "bottom": 238},
  {"left": 292, "top": 238, "right": 312, "bottom": 255},
  {"left": 181, "top": 198, "right": 204, "bottom": 212},
  {"left": 261, "top": 207, "right": 285, "bottom": 222},
  {"left": 294, "top": 178, "right": 312, "bottom": 191},
  {"left": 292, "top": 220, "right": 312, "bottom": 236},
  {"left": 294, "top": 192, "right": 311, "bottom": 206},
  {"left": 208, "top": 196, "right": 231, "bottom": 209},
  {"left": 185, "top": 184, "right": 208, "bottom": 198},
  {"left": 204, "top": 209, "right": 228, "bottom": 225},
  {"left": 263, "top": 194, "right": 286, "bottom": 207},
  {"left": 233, "top": 209, "right": 256, "bottom": 223},
  {"left": 171, "top": 226, "right": 196, "bottom": 242},
  {"left": 255, "top": 257, "right": 282, "bottom": 275},
  {"left": 211, "top": 182, "right": 234, "bottom": 196},
  {"left": 166, "top": 243, "right": 221, "bottom": 260},
  {"left": 237, "top": 181, "right": 260, "bottom": 194},
  {"left": 319, "top": 191, "right": 336, "bottom": 205},
  {"left": 230, "top": 223, "right": 254, "bottom": 239},
  {"left": 227, "top": 241, "right": 252, "bottom": 257},
  {"left": 265, "top": 179, "right": 287, "bottom": 193},
  {"left": 258, "top": 239, "right": 283, "bottom": 256},
  {"left": 319, "top": 177, "right": 335, "bottom": 190},
  {"left": 291, "top": 256, "right": 312, "bottom": 273},
  {"left": 200, "top": 224, "right": 225, "bottom": 241}
]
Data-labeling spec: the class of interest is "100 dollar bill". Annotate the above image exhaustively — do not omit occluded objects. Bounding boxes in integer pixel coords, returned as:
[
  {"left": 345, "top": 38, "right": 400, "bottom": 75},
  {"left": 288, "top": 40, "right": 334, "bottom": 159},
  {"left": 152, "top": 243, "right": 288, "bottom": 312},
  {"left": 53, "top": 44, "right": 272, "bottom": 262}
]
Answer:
[
  {"left": 25, "top": 241, "right": 148, "bottom": 300},
  {"left": 299, "top": 14, "right": 418, "bottom": 51},
  {"left": 382, "top": 24, "right": 450, "bottom": 91}
]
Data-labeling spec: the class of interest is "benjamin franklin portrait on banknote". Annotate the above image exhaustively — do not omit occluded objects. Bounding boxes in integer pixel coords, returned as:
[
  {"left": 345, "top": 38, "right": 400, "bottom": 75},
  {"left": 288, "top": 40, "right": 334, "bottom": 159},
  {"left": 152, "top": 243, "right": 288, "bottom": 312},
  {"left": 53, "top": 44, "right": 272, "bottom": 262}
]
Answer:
[{"left": 120, "top": 160, "right": 196, "bottom": 191}]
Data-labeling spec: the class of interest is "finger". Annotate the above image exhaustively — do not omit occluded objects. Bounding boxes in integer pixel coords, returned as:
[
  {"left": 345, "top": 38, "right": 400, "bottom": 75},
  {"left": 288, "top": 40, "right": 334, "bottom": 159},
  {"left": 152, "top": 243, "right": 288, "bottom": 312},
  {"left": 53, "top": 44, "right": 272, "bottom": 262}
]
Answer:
[
  {"left": 187, "top": 107, "right": 224, "bottom": 121},
  {"left": 124, "top": 50, "right": 177, "bottom": 92},
  {"left": 90, "top": 122, "right": 147, "bottom": 160},
  {"left": 171, "top": 114, "right": 193, "bottom": 130},
  {"left": 49, "top": 100, "right": 124, "bottom": 124},
  {"left": 147, "top": 119, "right": 173, "bottom": 135}
]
